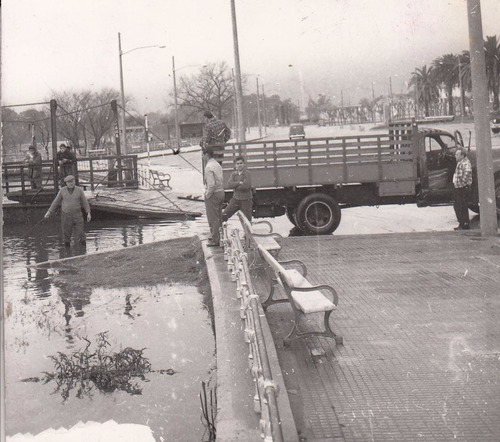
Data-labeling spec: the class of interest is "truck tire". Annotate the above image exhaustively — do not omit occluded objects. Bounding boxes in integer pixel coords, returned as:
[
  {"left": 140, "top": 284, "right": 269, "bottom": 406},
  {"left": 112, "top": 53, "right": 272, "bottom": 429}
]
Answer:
[
  {"left": 296, "top": 193, "right": 341, "bottom": 235},
  {"left": 286, "top": 207, "right": 298, "bottom": 226}
]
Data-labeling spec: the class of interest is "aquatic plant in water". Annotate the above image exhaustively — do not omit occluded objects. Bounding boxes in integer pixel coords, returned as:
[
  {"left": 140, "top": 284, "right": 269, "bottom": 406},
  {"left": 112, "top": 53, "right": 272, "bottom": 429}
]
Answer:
[{"left": 24, "top": 331, "right": 155, "bottom": 401}]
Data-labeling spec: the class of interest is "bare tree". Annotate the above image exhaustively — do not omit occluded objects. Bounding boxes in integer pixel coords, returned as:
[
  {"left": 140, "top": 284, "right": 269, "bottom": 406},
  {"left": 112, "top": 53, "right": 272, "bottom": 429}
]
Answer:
[
  {"left": 54, "top": 90, "right": 92, "bottom": 149},
  {"left": 53, "top": 89, "right": 119, "bottom": 152},
  {"left": 84, "top": 89, "right": 120, "bottom": 148},
  {"left": 177, "top": 62, "right": 234, "bottom": 120}
]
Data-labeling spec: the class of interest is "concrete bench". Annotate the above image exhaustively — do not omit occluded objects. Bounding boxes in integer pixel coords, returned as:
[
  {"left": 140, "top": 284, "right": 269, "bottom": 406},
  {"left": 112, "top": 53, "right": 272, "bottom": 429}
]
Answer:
[
  {"left": 150, "top": 169, "right": 171, "bottom": 189},
  {"left": 257, "top": 244, "right": 343, "bottom": 346},
  {"left": 237, "top": 210, "right": 282, "bottom": 256}
]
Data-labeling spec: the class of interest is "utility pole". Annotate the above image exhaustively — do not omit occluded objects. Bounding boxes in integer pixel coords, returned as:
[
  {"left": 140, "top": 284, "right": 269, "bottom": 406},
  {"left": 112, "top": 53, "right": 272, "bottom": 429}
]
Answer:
[
  {"left": 50, "top": 99, "right": 59, "bottom": 191},
  {"left": 111, "top": 100, "right": 123, "bottom": 186},
  {"left": 256, "top": 76, "right": 262, "bottom": 138},
  {"left": 118, "top": 33, "right": 128, "bottom": 155},
  {"left": 230, "top": 0, "right": 246, "bottom": 145},
  {"left": 172, "top": 56, "right": 181, "bottom": 150},
  {"left": 145, "top": 114, "right": 150, "bottom": 166},
  {"left": 458, "top": 56, "right": 465, "bottom": 123},
  {"left": 467, "top": 0, "right": 497, "bottom": 236},
  {"left": 371, "top": 82, "right": 376, "bottom": 123},
  {"left": 231, "top": 68, "right": 239, "bottom": 141},
  {"left": 262, "top": 84, "right": 268, "bottom": 134},
  {"left": 415, "top": 80, "right": 419, "bottom": 119}
]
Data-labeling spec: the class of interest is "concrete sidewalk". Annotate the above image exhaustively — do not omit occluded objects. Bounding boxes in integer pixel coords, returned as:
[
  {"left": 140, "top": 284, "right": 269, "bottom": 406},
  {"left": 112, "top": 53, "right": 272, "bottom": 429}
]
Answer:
[
  {"left": 202, "top": 239, "right": 299, "bottom": 442},
  {"left": 256, "top": 231, "right": 500, "bottom": 442}
]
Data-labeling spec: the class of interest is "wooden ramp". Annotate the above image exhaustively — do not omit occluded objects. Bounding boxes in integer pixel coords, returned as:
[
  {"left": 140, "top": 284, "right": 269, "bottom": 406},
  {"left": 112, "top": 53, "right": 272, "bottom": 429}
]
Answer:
[{"left": 88, "top": 188, "right": 204, "bottom": 220}]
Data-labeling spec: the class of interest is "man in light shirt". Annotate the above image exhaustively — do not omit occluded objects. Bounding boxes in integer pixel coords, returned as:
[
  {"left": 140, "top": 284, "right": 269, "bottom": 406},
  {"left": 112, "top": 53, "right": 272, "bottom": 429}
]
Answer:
[
  {"left": 45, "top": 175, "right": 91, "bottom": 246},
  {"left": 203, "top": 150, "right": 224, "bottom": 247},
  {"left": 452, "top": 147, "right": 472, "bottom": 230}
]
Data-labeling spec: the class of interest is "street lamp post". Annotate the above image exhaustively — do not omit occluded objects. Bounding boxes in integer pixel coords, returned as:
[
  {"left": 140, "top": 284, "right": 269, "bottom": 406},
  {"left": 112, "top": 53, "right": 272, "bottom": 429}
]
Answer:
[
  {"left": 230, "top": 0, "right": 246, "bottom": 144},
  {"left": 172, "top": 56, "right": 180, "bottom": 151},
  {"left": 256, "top": 76, "right": 262, "bottom": 138},
  {"left": 118, "top": 32, "right": 165, "bottom": 155}
]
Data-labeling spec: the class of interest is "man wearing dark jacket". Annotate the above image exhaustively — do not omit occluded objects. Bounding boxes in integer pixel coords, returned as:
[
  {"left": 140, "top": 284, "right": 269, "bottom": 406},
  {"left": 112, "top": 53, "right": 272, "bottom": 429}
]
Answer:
[
  {"left": 223, "top": 156, "right": 253, "bottom": 221},
  {"left": 200, "top": 110, "right": 231, "bottom": 164},
  {"left": 24, "top": 145, "right": 43, "bottom": 189}
]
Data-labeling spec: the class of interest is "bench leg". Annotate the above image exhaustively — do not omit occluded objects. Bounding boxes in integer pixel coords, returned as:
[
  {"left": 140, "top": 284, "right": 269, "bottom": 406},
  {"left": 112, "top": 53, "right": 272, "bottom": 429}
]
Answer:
[
  {"left": 283, "top": 310, "right": 343, "bottom": 346},
  {"left": 261, "top": 283, "right": 289, "bottom": 311}
]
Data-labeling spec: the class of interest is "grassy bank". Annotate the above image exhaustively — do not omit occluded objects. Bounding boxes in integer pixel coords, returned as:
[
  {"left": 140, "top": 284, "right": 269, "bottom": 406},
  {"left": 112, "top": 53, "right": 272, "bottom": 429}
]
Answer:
[{"left": 50, "top": 236, "right": 214, "bottom": 327}]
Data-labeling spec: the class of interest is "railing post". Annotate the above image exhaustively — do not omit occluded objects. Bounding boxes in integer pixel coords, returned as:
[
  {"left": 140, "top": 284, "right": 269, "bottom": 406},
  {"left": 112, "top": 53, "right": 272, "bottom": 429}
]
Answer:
[
  {"left": 4, "top": 165, "right": 9, "bottom": 193},
  {"left": 89, "top": 159, "right": 95, "bottom": 191},
  {"left": 20, "top": 166, "right": 26, "bottom": 205},
  {"left": 50, "top": 99, "right": 59, "bottom": 192}
]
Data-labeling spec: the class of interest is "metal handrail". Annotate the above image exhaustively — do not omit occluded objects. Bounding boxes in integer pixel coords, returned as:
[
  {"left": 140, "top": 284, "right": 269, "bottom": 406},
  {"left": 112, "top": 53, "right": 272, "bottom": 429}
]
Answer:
[{"left": 221, "top": 224, "right": 284, "bottom": 442}]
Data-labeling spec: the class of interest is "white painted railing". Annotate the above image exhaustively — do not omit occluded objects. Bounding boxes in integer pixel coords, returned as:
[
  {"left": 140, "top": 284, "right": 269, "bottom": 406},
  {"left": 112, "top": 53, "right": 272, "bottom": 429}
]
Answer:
[{"left": 220, "top": 224, "right": 284, "bottom": 442}]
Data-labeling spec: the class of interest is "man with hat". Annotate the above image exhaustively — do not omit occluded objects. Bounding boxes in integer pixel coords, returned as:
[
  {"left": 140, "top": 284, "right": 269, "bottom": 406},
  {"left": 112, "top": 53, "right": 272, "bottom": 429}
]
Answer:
[
  {"left": 56, "top": 143, "right": 78, "bottom": 186},
  {"left": 45, "top": 175, "right": 91, "bottom": 247},
  {"left": 24, "top": 144, "right": 43, "bottom": 189},
  {"left": 199, "top": 110, "right": 231, "bottom": 165}
]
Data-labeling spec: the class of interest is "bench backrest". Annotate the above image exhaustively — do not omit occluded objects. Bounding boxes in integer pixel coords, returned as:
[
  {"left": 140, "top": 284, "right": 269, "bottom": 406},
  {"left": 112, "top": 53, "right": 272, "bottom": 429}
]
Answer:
[
  {"left": 257, "top": 244, "right": 294, "bottom": 287},
  {"left": 237, "top": 210, "right": 253, "bottom": 233}
]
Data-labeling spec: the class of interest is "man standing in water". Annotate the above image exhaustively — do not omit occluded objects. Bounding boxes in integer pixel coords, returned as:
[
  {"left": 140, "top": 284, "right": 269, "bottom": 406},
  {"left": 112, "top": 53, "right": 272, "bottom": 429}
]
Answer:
[
  {"left": 45, "top": 175, "right": 91, "bottom": 246},
  {"left": 203, "top": 150, "right": 224, "bottom": 247}
]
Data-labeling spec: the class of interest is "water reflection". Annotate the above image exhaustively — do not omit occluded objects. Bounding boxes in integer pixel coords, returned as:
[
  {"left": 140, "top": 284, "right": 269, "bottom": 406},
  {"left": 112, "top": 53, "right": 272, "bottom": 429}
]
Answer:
[
  {"left": 53, "top": 279, "right": 92, "bottom": 344},
  {"left": 4, "top": 218, "right": 215, "bottom": 440}
]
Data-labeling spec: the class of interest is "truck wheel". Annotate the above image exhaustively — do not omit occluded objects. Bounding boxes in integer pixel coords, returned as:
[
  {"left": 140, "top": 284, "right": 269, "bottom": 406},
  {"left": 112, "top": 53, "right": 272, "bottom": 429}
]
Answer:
[
  {"left": 296, "top": 193, "right": 341, "bottom": 235},
  {"left": 286, "top": 207, "right": 298, "bottom": 226}
]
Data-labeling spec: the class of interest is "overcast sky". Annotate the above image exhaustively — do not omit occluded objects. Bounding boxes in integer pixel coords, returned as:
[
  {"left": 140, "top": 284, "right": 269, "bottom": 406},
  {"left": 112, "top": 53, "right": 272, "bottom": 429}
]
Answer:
[{"left": 2, "top": 0, "right": 500, "bottom": 114}]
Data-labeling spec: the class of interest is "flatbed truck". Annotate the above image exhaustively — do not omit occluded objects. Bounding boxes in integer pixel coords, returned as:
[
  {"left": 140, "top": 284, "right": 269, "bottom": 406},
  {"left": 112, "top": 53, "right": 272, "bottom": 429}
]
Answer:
[{"left": 222, "top": 120, "right": 500, "bottom": 235}]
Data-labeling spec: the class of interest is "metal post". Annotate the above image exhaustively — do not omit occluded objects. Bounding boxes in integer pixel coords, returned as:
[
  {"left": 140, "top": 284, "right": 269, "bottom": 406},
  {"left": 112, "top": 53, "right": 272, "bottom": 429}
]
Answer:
[
  {"left": 232, "top": 68, "right": 239, "bottom": 140},
  {"left": 145, "top": 114, "right": 150, "bottom": 166},
  {"left": 371, "top": 82, "right": 376, "bottom": 123},
  {"left": 230, "top": 0, "right": 246, "bottom": 144},
  {"left": 50, "top": 99, "right": 59, "bottom": 191},
  {"left": 256, "top": 77, "right": 262, "bottom": 138},
  {"left": 118, "top": 32, "right": 128, "bottom": 155},
  {"left": 111, "top": 100, "right": 123, "bottom": 186},
  {"left": 458, "top": 57, "right": 465, "bottom": 123},
  {"left": 467, "top": 0, "right": 497, "bottom": 236},
  {"left": 415, "top": 80, "right": 419, "bottom": 119},
  {"left": 172, "top": 56, "right": 181, "bottom": 150},
  {"left": 262, "top": 84, "right": 267, "bottom": 134},
  {"left": 0, "top": 8, "right": 5, "bottom": 437}
]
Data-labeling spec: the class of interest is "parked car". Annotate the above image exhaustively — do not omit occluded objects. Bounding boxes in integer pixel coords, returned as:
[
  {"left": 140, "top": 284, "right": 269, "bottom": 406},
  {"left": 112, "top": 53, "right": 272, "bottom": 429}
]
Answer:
[{"left": 289, "top": 123, "right": 306, "bottom": 140}]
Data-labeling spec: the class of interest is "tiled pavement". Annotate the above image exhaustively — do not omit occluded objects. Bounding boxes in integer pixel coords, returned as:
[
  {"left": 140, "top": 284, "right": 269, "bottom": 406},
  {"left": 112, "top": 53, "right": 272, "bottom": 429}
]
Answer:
[{"left": 254, "top": 231, "right": 500, "bottom": 442}]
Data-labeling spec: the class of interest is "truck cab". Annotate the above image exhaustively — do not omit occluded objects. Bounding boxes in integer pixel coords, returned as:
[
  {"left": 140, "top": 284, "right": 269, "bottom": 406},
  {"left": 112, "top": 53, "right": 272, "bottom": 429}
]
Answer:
[{"left": 415, "top": 128, "right": 462, "bottom": 206}]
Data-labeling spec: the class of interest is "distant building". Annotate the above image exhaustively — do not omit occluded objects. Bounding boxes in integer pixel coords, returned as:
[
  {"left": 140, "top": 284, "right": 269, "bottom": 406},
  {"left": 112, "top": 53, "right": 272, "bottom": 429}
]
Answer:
[{"left": 179, "top": 122, "right": 204, "bottom": 139}]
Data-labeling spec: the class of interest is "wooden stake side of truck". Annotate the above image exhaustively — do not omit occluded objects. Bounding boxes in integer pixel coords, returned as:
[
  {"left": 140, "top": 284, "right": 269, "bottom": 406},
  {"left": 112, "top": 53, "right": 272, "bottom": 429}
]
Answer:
[{"left": 222, "top": 121, "right": 500, "bottom": 235}]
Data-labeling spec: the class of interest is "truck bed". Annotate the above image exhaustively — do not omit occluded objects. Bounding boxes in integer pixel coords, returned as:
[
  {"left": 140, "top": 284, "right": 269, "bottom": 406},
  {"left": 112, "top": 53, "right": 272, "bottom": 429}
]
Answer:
[{"left": 222, "top": 130, "right": 417, "bottom": 196}]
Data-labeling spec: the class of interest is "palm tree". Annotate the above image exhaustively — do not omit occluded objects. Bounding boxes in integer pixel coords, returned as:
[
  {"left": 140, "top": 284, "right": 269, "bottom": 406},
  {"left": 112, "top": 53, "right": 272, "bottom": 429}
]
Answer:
[
  {"left": 409, "top": 65, "right": 439, "bottom": 117},
  {"left": 484, "top": 35, "right": 500, "bottom": 111},
  {"left": 432, "top": 54, "right": 458, "bottom": 115}
]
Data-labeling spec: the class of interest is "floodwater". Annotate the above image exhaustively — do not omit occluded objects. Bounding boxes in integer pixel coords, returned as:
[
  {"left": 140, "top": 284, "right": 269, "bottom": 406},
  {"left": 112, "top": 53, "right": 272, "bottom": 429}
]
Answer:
[{"left": 3, "top": 218, "right": 215, "bottom": 441}]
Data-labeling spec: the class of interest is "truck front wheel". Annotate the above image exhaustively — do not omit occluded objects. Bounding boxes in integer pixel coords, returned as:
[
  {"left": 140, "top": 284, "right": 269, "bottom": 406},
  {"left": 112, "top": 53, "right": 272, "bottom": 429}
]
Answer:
[{"left": 296, "top": 193, "right": 341, "bottom": 235}]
